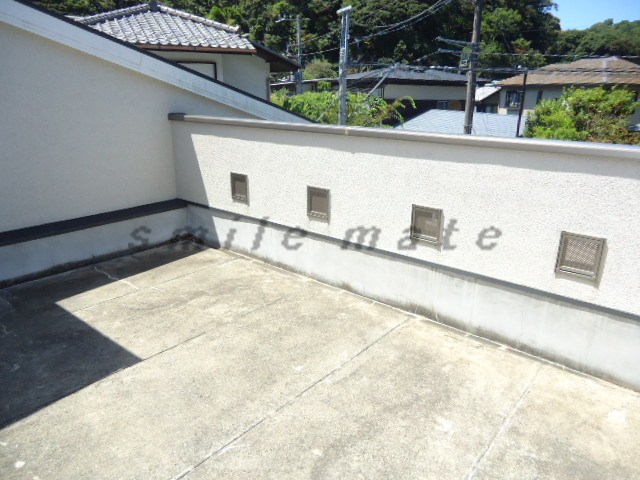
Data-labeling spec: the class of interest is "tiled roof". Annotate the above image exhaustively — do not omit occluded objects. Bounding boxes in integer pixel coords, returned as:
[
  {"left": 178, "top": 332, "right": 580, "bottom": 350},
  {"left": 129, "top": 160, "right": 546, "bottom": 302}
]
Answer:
[
  {"left": 76, "top": 3, "right": 254, "bottom": 51},
  {"left": 345, "top": 66, "right": 484, "bottom": 85},
  {"left": 501, "top": 57, "right": 640, "bottom": 87},
  {"left": 397, "top": 109, "right": 522, "bottom": 138}
]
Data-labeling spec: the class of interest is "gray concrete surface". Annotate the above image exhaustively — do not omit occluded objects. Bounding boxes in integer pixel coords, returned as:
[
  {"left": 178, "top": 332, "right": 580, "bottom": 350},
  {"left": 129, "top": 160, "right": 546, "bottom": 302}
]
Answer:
[{"left": 1, "top": 241, "right": 639, "bottom": 479}]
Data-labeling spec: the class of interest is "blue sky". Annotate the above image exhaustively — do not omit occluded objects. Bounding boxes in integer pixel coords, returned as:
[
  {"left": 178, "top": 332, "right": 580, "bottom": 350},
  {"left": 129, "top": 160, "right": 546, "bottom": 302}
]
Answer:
[{"left": 554, "top": 0, "right": 640, "bottom": 30}]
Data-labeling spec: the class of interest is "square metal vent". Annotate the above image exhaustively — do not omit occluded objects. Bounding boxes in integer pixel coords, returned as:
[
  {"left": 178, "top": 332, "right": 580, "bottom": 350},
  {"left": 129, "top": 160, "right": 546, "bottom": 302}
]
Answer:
[
  {"left": 411, "top": 205, "right": 443, "bottom": 245},
  {"left": 555, "top": 232, "right": 605, "bottom": 279},
  {"left": 230, "top": 173, "right": 248, "bottom": 204},
  {"left": 307, "top": 186, "right": 330, "bottom": 220}
]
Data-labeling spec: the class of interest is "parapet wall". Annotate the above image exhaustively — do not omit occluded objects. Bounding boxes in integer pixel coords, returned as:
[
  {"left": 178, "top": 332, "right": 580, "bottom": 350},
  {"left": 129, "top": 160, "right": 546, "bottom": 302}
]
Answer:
[
  {"left": 170, "top": 115, "right": 640, "bottom": 317},
  {"left": 170, "top": 115, "right": 640, "bottom": 390}
]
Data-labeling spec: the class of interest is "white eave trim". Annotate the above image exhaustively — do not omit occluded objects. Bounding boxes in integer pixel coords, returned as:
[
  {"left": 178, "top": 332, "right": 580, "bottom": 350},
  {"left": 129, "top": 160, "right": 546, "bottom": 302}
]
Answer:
[{"left": 0, "top": 0, "right": 307, "bottom": 124}]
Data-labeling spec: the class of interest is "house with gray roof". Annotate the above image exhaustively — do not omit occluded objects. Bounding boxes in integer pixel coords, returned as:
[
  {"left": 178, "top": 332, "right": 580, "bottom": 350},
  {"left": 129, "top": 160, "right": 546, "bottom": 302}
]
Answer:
[
  {"left": 74, "top": 1, "right": 298, "bottom": 100},
  {"left": 396, "top": 109, "right": 522, "bottom": 138},
  {"left": 498, "top": 57, "right": 640, "bottom": 124},
  {"left": 285, "top": 65, "right": 488, "bottom": 120}
]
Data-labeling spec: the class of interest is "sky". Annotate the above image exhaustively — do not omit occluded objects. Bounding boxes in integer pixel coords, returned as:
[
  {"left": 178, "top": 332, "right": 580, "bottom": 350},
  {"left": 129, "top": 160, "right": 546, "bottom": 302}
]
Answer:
[{"left": 554, "top": 0, "right": 640, "bottom": 30}]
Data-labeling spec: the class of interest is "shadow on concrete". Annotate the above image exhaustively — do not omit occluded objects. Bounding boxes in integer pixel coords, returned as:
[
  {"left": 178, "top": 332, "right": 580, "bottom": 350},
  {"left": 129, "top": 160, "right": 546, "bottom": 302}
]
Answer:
[{"left": 0, "top": 242, "right": 205, "bottom": 429}]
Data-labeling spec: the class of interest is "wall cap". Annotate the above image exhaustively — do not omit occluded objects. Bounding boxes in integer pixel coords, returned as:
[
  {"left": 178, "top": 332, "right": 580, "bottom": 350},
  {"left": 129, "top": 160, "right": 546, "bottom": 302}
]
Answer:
[{"left": 168, "top": 113, "right": 640, "bottom": 160}]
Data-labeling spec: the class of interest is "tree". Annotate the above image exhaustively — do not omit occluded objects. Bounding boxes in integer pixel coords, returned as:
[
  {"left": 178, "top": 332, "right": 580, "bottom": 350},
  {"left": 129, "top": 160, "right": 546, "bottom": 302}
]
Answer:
[
  {"left": 34, "top": 0, "right": 217, "bottom": 16},
  {"left": 271, "top": 89, "right": 414, "bottom": 127},
  {"left": 303, "top": 58, "right": 336, "bottom": 80},
  {"left": 525, "top": 87, "right": 640, "bottom": 145},
  {"left": 550, "top": 20, "right": 640, "bottom": 58}
]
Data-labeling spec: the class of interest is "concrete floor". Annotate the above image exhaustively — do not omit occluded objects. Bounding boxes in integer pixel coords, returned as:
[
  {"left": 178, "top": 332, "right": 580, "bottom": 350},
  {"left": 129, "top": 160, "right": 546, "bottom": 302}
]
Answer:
[{"left": 1, "top": 242, "right": 639, "bottom": 479}]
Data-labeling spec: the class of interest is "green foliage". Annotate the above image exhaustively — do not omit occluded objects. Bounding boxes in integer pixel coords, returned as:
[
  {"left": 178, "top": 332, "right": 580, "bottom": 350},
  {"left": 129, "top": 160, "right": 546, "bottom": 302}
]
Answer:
[
  {"left": 478, "top": 3, "right": 557, "bottom": 71},
  {"left": 525, "top": 87, "right": 640, "bottom": 145},
  {"left": 550, "top": 20, "right": 640, "bottom": 58},
  {"left": 33, "top": 0, "right": 216, "bottom": 16},
  {"left": 34, "top": 0, "right": 564, "bottom": 68},
  {"left": 303, "top": 59, "right": 336, "bottom": 80},
  {"left": 271, "top": 89, "right": 414, "bottom": 127}
]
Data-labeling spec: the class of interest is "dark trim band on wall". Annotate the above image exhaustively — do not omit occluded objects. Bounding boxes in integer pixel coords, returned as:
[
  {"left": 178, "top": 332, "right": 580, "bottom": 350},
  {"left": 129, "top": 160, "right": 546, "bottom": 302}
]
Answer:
[
  {"left": 0, "top": 199, "right": 188, "bottom": 248},
  {"left": 184, "top": 201, "right": 640, "bottom": 324}
]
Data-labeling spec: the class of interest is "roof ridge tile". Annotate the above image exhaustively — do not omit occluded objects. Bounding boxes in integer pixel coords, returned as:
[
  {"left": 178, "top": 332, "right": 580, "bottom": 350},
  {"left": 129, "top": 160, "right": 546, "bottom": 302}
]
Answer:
[
  {"left": 157, "top": 4, "right": 240, "bottom": 33},
  {"left": 75, "top": 3, "right": 149, "bottom": 24}
]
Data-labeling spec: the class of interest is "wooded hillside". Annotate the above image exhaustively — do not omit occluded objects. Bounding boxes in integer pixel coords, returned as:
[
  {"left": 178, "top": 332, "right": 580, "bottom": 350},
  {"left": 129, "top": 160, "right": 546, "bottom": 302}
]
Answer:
[{"left": 34, "top": 1, "right": 640, "bottom": 69}]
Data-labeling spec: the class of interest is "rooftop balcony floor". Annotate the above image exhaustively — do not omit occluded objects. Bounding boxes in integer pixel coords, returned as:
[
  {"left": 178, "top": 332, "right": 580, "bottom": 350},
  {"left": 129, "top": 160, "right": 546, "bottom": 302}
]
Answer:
[{"left": 1, "top": 242, "right": 639, "bottom": 479}]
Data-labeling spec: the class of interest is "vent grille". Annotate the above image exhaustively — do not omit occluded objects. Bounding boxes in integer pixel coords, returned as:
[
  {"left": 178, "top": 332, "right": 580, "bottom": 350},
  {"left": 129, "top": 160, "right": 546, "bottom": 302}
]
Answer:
[
  {"left": 231, "top": 173, "right": 248, "bottom": 204},
  {"left": 411, "top": 205, "right": 443, "bottom": 245},
  {"left": 555, "top": 232, "right": 605, "bottom": 279},
  {"left": 307, "top": 186, "right": 330, "bottom": 220}
]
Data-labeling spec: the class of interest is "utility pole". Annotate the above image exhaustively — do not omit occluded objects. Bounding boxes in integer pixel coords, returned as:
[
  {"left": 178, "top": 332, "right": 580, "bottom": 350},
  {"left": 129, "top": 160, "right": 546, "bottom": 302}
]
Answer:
[
  {"left": 337, "top": 5, "right": 352, "bottom": 126},
  {"left": 463, "top": 0, "right": 484, "bottom": 135},
  {"left": 296, "top": 15, "right": 303, "bottom": 94},
  {"left": 516, "top": 68, "right": 528, "bottom": 137},
  {"left": 277, "top": 15, "right": 304, "bottom": 94}
]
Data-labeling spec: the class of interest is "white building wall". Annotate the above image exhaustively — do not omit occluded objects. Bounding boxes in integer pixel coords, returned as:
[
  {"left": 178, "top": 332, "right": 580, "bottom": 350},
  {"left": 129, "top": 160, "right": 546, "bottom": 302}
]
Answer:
[
  {"left": 222, "top": 55, "right": 272, "bottom": 100},
  {"left": 0, "top": 1, "right": 306, "bottom": 234},
  {"left": 498, "top": 86, "right": 564, "bottom": 115},
  {"left": 171, "top": 118, "right": 640, "bottom": 317},
  {"left": 0, "top": 22, "right": 248, "bottom": 233}
]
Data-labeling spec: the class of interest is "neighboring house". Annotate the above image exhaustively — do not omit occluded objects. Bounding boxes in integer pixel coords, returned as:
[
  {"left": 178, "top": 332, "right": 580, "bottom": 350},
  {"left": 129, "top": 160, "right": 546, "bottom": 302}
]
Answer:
[
  {"left": 396, "top": 109, "right": 522, "bottom": 138},
  {"left": 270, "top": 78, "right": 323, "bottom": 95},
  {"left": 475, "top": 83, "right": 501, "bottom": 113},
  {"left": 498, "top": 56, "right": 640, "bottom": 123},
  {"left": 294, "top": 66, "right": 487, "bottom": 119},
  {"left": 74, "top": 1, "right": 298, "bottom": 100}
]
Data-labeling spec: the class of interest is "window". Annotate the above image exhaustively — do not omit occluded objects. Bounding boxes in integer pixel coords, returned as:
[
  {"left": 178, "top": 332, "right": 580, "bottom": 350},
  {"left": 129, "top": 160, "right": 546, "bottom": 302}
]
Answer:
[
  {"left": 410, "top": 205, "right": 443, "bottom": 245},
  {"left": 555, "top": 232, "right": 606, "bottom": 280},
  {"left": 307, "top": 186, "right": 330, "bottom": 220},
  {"left": 179, "top": 62, "right": 217, "bottom": 80},
  {"left": 437, "top": 100, "right": 450, "bottom": 110},
  {"left": 536, "top": 90, "right": 544, "bottom": 105},
  {"left": 505, "top": 90, "right": 522, "bottom": 109},
  {"left": 230, "top": 173, "right": 248, "bottom": 204}
]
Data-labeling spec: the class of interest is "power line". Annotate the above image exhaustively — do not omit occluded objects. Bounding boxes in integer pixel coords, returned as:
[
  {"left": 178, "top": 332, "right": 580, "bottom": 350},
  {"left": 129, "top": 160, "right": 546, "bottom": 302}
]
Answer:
[{"left": 302, "top": 0, "right": 456, "bottom": 57}]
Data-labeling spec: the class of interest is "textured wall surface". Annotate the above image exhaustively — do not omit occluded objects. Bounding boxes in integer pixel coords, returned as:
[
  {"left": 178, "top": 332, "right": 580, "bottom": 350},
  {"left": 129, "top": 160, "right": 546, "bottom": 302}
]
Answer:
[
  {"left": 172, "top": 119, "right": 640, "bottom": 316},
  {"left": 222, "top": 55, "right": 271, "bottom": 100},
  {"left": 0, "top": 21, "right": 249, "bottom": 232}
]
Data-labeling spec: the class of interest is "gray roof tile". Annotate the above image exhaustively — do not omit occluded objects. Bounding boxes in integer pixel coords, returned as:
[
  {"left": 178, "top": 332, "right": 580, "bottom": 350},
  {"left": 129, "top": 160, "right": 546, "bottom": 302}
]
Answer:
[
  {"left": 345, "top": 66, "right": 489, "bottom": 85},
  {"left": 397, "top": 109, "right": 523, "bottom": 138},
  {"left": 76, "top": 3, "right": 253, "bottom": 51}
]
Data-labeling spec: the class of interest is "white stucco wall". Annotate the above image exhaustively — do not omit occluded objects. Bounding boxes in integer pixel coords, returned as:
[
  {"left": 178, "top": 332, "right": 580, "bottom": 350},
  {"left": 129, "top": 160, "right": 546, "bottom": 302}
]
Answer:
[
  {"left": 222, "top": 54, "right": 271, "bottom": 100},
  {"left": 171, "top": 118, "right": 640, "bottom": 316},
  {"left": 0, "top": 22, "right": 240, "bottom": 232},
  {"left": 383, "top": 84, "right": 468, "bottom": 101}
]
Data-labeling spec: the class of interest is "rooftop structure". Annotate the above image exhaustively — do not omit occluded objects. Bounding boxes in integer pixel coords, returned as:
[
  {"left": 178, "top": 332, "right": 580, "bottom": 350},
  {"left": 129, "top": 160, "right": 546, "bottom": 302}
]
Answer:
[
  {"left": 75, "top": 2, "right": 298, "bottom": 72},
  {"left": 497, "top": 57, "right": 640, "bottom": 120},
  {"left": 500, "top": 56, "right": 640, "bottom": 87},
  {"left": 73, "top": 1, "right": 297, "bottom": 99}
]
